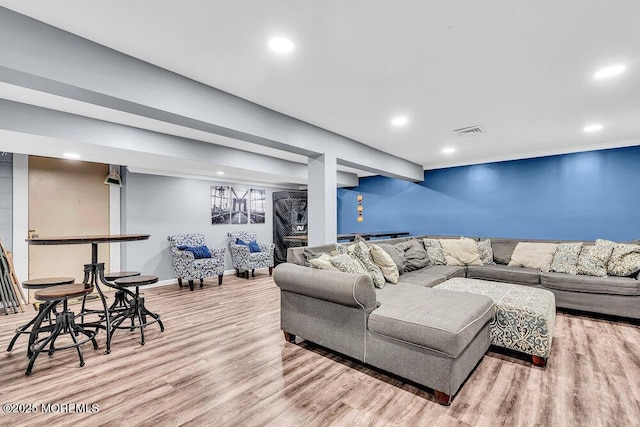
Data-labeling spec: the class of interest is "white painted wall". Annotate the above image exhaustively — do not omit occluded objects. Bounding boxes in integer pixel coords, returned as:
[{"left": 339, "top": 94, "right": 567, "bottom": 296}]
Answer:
[{"left": 122, "top": 170, "right": 285, "bottom": 281}]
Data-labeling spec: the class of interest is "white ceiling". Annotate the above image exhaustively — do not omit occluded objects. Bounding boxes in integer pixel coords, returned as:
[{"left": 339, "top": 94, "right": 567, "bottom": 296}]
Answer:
[{"left": 1, "top": 0, "right": 640, "bottom": 173}]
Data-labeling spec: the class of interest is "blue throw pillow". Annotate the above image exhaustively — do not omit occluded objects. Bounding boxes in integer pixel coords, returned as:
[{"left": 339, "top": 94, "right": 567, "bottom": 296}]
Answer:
[
  {"left": 177, "top": 245, "right": 211, "bottom": 259},
  {"left": 236, "top": 239, "right": 261, "bottom": 253},
  {"left": 248, "top": 240, "right": 261, "bottom": 253}
]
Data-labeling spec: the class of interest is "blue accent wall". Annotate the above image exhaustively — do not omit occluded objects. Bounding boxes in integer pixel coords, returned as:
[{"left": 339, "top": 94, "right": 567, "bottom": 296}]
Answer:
[{"left": 338, "top": 146, "right": 640, "bottom": 241}]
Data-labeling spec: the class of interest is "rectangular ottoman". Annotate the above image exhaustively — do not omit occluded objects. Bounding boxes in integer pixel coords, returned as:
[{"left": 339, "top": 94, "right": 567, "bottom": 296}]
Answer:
[
  {"left": 366, "top": 285, "right": 495, "bottom": 405},
  {"left": 435, "top": 277, "right": 556, "bottom": 367}
]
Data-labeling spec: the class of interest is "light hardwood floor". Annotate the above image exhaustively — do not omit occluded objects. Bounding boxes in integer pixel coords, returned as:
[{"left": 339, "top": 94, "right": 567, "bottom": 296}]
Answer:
[{"left": 1, "top": 273, "right": 639, "bottom": 426}]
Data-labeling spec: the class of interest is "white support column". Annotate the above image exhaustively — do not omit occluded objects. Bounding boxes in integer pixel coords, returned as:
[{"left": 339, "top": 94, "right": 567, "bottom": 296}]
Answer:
[
  {"left": 308, "top": 153, "right": 337, "bottom": 246},
  {"left": 12, "top": 154, "right": 29, "bottom": 288}
]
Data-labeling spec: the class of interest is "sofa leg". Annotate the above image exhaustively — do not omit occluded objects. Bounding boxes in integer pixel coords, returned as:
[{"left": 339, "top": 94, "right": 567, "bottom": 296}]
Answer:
[
  {"left": 434, "top": 390, "right": 451, "bottom": 406},
  {"left": 283, "top": 331, "right": 296, "bottom": 343},
  {"left": 188, "top": 280, "right": 194, "bottom": 291},
  {"left": 269, "top": 266, "right": 273, "bottom": 276},
  {"left": 245, "top": 271, "right": 250, "bottom": 279},
  {"left": 218, "top": 275, "right": 223, "bottom": 286},
  {"left": 235, "top": 268, "right": 240, "bottom": 277},
  {"left": 177, "top": 278, "right": 183, "bottom": 288},
  {"left": 200, "top": 278, "right": 204, "bottom": 288},
  {"left": 532, "top": 355, "right": 547, "bottom": 368}
]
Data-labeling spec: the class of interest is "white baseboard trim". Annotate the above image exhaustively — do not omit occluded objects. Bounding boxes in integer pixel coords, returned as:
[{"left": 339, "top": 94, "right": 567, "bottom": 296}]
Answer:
[{"left": 144, "top": 269, "right": 241, "bottom": 289}]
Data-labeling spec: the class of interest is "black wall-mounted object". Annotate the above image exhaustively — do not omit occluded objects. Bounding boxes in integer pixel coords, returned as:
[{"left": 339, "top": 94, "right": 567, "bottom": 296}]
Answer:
[{"left": 272, "top": 190, "right": 307, "bottom": 265}]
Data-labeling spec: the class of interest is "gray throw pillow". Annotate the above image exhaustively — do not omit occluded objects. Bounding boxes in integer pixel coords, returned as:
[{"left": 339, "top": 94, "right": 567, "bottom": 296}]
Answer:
[
  {"left": 550, "top": 242, "right": 583, "bottom": 275},
  {"left": 377, "top": 244, "right": 406, "bottom": 275},
  {"left": 394, "top": 239, "right": 429, "bottom": 272},
  {"left": 492, "top": 240, "right": 519, "bottom": 265}
]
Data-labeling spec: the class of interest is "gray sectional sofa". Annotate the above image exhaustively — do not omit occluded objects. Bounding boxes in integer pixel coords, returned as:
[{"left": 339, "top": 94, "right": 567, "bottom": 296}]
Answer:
[
  {"left": 286, "top": 235, "right": 640, "bottom": 319},
  {"left": 274, "top": 235, "right": 640, "bottom": 405}
]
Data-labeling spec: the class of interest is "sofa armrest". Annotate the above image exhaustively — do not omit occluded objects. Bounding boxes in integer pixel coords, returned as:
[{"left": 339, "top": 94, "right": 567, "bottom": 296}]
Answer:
[
  {"left": 274, "top": 263, "right": 377, "bottom": 312},
  {"left": 207, "top": 247, "right": 226, "bottom": 259},
  {"left": 173, "top": 250, "right": 195, "bottom": 262}
]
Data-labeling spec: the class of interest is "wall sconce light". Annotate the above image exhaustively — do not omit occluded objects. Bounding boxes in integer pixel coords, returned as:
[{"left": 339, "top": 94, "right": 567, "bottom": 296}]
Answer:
[{"left": 357, "top": 193, "right": 364, "bottom": 222}]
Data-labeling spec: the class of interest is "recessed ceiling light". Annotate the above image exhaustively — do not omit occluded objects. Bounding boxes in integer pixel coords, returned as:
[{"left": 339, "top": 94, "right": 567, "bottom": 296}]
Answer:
[
  {"left": 442, "top": 147, "right": 456, "bottom": 154},
  {"left": 391, "top": 116, "right": 409, "bottom": 127},
  {"left": 268, "top": 37, "right": 294, "bottom": 53},
  {"left": 583, "top": 123, "right": 603, "bottom": 133},
  {"left": 217, "top": 171, "right": 225, "bottom": 175},
  {"left": 63, "top": 152, "right": 81, "bottom": 160},
  {"left": 594, "top": 64, "right": 626, "bottom": 80}
]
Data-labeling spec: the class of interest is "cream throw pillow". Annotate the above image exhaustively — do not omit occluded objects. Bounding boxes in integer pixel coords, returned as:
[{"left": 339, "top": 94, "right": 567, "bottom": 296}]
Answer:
[
  {"left": 508, "top": 242, "right": 558, "bottom": 272},
  {"left": 308, "top": 253, "right": 341, "bottom": 271},
  {"left": 370, "top": 244, "right": 399, "bottom": 284},
  {"left": 439, "top": 238, "right": 482, "bottom": 266}
]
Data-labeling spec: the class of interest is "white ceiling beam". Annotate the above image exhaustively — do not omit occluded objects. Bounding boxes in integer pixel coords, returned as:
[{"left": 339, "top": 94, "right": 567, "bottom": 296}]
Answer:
[
  {"left": 0, "top": 7, "right": 423, "bottom": 182},
  {"left": 0, "top": 100, "right": 359, "bottom": 187}
]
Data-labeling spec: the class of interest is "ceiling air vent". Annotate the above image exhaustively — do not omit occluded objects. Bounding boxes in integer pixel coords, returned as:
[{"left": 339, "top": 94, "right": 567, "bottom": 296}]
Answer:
[{"left": 453, "top": 125, "right": 484, "bottom": 138}]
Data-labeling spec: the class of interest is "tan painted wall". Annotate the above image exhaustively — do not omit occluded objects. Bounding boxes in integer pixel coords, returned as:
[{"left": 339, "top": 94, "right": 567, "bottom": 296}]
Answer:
[{"left": 28, "top": 156, "right": 110, "bottom": 291}]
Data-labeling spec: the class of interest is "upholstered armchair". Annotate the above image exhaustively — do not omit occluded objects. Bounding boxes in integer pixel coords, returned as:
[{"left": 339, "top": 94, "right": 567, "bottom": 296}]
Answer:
[
  {"left": 167, "top": 233, "right": 226, "bottom": 291},
  {"left": 227, "top": 231, "right": 275, "bottom": 279}
]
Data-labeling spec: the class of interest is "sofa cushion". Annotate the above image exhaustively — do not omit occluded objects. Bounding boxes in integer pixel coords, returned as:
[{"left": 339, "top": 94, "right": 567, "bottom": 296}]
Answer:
[
  {"left": 394, "top": 239, "right": 429, "bottom": 272},
  {"left": 352, "top": 241, "right": 386, "bottom": 288},
  {"left": 466, "top": 264, "right": 541, "bottom": 285},
  {"left": 396, "top": 270, "right": 448, "bottom": 287},
  {"left": 508, "top": 242, "right": 558, "bottom": 272},
  {"left": 376, "top": 244, "right": 406, "bottom": 275},
  {"left": 368, "top": 286, "right": 494, "bottom": 358},
  {"left": 440, "top": 238, "right": 482, "bottom": 266},
  {"left": 422, "top": 265, "right": 466, "bottom": 280},
  {"left": 550, "top": 242, "right": 583, "bottom": 275},
  {"left": 607, "top": 243, "right": 640, "bottom": 277},
  {"left": 576, "top": 243, "right": 614, "bottom": 277},
  {"left": 491, "top": 239, "right": 519, "bottom": 265},
  {"left": 370, "top": 244, "right": 399, "bottom": 284},
  {"left": 541, "top": 272, "right": 640, "bottom": 296},
  {"left": 423, "top": 238, "right": 446, "bottom": 265}
]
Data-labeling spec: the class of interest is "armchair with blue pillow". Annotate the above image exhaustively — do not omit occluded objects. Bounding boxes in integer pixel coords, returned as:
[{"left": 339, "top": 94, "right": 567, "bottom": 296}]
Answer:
[
  {"left": 227, "top": 231, "right": 275, "bottom": 279},
  {"left": 167, "top": 233, "right": 226, "bottom": 291}
]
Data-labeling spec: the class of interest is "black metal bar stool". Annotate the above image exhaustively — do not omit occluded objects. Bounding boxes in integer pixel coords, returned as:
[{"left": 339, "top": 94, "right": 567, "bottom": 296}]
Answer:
[
  {"left": 103, "top": 271, "right": 140, "bottom": 312},
  {"left": 109, "top": 275, "right": 164, "bottom": 346},
  {"left": 26, "top": 284, "right": 99, "bottom": 375},
  {"left": 6, "top": 277, "right": 75, "bottom": 354}
]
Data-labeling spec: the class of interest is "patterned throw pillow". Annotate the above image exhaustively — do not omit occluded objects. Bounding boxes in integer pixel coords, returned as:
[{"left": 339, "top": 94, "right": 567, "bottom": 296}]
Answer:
[
  {"left": 330, "top": 253, "right": 368, "bottom": 275},
  {"left": 370, "top": 244, "right": 399, "bottom": 284},
  {"left": 508, "top": 242, "right": 558, "bottom": 272},
  {"left": 308, "top": 253, "right": 341, "bottom": 271},
  {"left": 576, "top": 244, "right": 614, "bottom": 277},
  {"left": 475, "top": 238, "right": 495, "bottom": 265},
  {"left": 352, "top": 241, "right": 386, "bottom": 288},
  {"left": 607, "top": 243, "right": 640, "bottom": 277},
  {"left": 423, "top": 238, "right": 446, "bottom": 265},
  {"left": 550, "top": 242, "right": 583, "bottom": 275}
]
